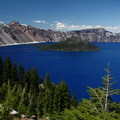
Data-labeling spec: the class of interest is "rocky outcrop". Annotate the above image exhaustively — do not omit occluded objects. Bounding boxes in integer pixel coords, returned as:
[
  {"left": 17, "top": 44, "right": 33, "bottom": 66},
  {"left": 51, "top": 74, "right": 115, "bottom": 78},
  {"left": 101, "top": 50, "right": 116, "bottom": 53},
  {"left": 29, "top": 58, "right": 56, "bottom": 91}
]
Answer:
[
  {"left": 0, "top": 21, "right": 120, "bottom": 46},
  {"left": 0, "top": 21, "right": 72, "bottom": 46},
  {"left": 73, "top": 28, "right": 120, "bottom": 42}
]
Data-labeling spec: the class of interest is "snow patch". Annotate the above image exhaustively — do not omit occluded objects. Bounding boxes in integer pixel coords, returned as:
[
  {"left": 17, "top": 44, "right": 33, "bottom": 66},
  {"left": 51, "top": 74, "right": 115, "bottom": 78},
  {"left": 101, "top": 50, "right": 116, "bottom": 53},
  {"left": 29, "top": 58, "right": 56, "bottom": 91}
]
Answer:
[
  {"left": 21, "top": 24, "right": 28, "bottom": 27},
  {"left": 3, "top": 24, "right": 9, "bottom": 28}
]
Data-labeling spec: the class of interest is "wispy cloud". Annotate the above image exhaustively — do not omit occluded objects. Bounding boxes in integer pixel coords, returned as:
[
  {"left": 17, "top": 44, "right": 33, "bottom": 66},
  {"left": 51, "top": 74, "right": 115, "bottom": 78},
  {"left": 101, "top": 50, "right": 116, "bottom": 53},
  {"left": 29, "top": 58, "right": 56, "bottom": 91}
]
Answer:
[
  {"left": 33, "top": 20, "right": 46, "bottom": 23},
  {"left": 0, "top": 21, "right": 4, "bottom": 24},
  {"left": 54, "top": 22, "right": 120, "bottom": 33}
]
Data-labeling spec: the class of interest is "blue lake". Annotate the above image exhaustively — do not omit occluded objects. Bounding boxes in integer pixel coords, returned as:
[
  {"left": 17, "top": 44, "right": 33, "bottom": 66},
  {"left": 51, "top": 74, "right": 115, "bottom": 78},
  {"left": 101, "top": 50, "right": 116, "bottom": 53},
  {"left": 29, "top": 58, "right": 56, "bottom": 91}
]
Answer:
[{"left": 0, "top": 42, "right": 120, "bottom": 101}]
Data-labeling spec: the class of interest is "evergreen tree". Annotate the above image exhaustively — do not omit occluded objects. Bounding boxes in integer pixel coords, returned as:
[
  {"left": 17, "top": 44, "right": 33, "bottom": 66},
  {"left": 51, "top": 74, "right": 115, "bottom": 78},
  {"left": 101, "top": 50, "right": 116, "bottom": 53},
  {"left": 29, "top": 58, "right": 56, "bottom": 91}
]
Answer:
[
  {"left": 17, "top": 86, "right": 27, "bottom": 116},
  {"left": 47, "top": 83, "right": 56, "bottom": 113},
  {"left": 3, "top": 57, "right": 12, "bottom": 83},
  {"left": 18, "top": 64, "right": 24, "bottom": 86},
  {"left": 71, "top": 92, "right": 77, "bottom": 107},
  {"left": 43, "top": 83, "right": 55, "bottom": 114},
  {"left": 0, "top": 56, "right": 3, "bottom": 86},
  {"left": 44, "top": 72, "right": 51, "bottom": 89},
  {"left": 36, "top": 87, "right": 44, "bottom": 119},
  {"left": 1, "top": 82, "right": 19, "bottom": 120},
  {"left": 0, "top": 56, "right": 75, "bottom": 119},
  {"left": 27, "top": 89, "right": 36, "bottom": 116},
  {"left": 24, "top": 68, "right": 31, "bottom": 92},
  {"left": 61, "top": 98, "right": 120, "bottom": 120},
  {"left": 4, "top": 83, "right": 18, "bottom": 110},
  {"left": 39, "top": 76, "right": 43, "bottom": 84},
  {"left": 30, "top": 67, "right": 39, "bottom": 94},
  {"left": 60, "top": 64, "right": 120, "bottom": 120},
  {"left": 23, "top": 68, "right": 40, "bottom": 117},
  {"left": 11, "top": 63, "right": 19, "bottom": 86},
  {"left": 43, "top": 73, "right": 56, "bottom": 114},
  {"left": 0, "top": 83, "right": 8, "bottom": 103},
  {"left": 54, "top": 81, "right": 71, "bottom": 113},
  {"left": 88, "top": 64, "right": 120, "bottom": 114}
]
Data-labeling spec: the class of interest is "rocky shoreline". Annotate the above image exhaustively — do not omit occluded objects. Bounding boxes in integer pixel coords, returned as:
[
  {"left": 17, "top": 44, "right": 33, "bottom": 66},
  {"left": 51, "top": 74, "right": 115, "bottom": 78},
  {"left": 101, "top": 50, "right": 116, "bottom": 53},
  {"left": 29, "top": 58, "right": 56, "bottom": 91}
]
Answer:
[{"left": 0, "top": 41, "right": 44, "bottom": 47}]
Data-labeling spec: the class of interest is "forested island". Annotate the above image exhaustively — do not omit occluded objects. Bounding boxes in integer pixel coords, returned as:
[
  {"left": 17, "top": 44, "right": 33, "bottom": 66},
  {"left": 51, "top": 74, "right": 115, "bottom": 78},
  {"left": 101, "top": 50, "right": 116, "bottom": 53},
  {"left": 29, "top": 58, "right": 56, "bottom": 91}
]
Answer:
[
  {"left": 35, "top": 37, "right": 100, "bottom": 52},
  {"left": 0, "top": 56, "right": 120, "bottom": 120}
]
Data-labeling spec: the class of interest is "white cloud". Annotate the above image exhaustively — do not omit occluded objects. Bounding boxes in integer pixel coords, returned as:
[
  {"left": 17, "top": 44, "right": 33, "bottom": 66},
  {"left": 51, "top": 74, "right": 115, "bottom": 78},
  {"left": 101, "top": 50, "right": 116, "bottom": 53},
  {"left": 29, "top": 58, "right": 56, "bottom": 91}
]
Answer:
[
  {"left": 0, "top": 21, "right": 4, "bottom": 24},
  {"left": 33, "top": 20, "right": 46, "bottom": 23},
  {"left": 54, "top": 22, "right": 120, "bottom": 33}
]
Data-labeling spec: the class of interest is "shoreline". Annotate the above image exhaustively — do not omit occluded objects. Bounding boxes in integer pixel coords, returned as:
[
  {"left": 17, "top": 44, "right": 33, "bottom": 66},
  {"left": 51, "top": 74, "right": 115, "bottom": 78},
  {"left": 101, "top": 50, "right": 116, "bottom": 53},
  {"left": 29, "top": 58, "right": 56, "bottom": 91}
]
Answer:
[
  {"left": 0, "top": 41, "right": 119, "bottom": 47},
  {"left": 0, "top": 41, "right": 45, "bottom": 47}
]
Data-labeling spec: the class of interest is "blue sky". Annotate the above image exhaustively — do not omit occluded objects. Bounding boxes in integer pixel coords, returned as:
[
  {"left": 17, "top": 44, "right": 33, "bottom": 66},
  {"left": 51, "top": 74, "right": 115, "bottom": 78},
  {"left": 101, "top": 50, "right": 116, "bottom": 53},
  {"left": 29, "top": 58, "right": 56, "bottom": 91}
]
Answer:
[{"left": 0, "top": 0, "right": 120, "bottom": 32}]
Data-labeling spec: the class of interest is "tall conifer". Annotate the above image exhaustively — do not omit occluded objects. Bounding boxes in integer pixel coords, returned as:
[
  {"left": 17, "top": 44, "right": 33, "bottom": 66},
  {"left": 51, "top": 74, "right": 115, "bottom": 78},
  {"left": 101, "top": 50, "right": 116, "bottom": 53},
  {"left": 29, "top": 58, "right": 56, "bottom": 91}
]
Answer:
[
  {"left": 11, "top": 63, "right": 19, "bottom": 86},
  {"left": 18, "top": 64, "right": 24, "bottom": 86},
  {"left": 24, "top": 68, "right": 31, "bottom": 92},
  {"left": 54, "top": 81, "right": 71, "bottom": 112},
  {"left": 3, "top": 57, "right": 12, "bottom": 83},
  {"left": 30, "top": 67, "right": 39, "bottom": 94},
  {"left": 0, "top": 56, "right": 3, "bottom": 86}
]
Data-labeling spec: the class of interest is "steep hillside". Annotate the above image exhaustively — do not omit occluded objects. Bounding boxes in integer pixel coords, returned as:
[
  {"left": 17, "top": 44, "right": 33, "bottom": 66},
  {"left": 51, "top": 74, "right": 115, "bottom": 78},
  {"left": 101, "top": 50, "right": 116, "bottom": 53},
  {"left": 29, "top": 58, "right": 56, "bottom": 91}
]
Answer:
[
  {"left": 0, "top": 21, "right": 72, "bottom": 45},
  {"left": 74, "top": 28, "right": 120, "bottom": 42},
  {"left": 0, "top": 21, "right": 120, "bottom": 46}
]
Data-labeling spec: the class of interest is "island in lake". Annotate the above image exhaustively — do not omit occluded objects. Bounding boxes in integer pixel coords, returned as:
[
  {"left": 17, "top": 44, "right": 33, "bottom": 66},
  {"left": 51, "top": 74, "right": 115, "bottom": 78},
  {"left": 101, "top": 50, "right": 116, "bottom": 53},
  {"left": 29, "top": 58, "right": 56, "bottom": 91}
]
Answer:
[{"left": 36, "top": 37, "right": 100, "bottom": 51}]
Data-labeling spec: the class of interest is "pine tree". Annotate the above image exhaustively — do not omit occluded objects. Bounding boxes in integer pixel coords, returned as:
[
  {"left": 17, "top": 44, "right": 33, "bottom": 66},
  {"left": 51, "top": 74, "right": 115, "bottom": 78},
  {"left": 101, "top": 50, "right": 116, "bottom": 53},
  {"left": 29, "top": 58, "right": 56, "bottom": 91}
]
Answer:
[
  {"left": 0, "top": 83, "right": 8, "bottom": 103},
  {"left": 54, "top": 81, "right": 71, "bottom": 113},
  {"left": 39, "top": 76, "right": 43, "bottom": 84},
  {"left": 3, "top": 57, "right": 12, "bottom": 83},
  {"left": 24, "top": 68, "right": 31, "bottom": 92},
  {"left": 18, "top": 64, "right": 24, "bottom": 86},
  {"left": 30, "top": 67, "right": 39, "bottom": 94},
  {"left": 44, "top": 72, "right": 51, "bottom": 89},
  {"left": 43, "top": 73, "right": 56, "bottom": 114},
  {"left": 0, "top": 56, "right": 3, "bottom": 86},
  {"left": 71, "top": 92, "right": 77, "bottom": 107},
  {"left": 11, "top": 63, "right": 19, "bottom": 86},
  {"left": 43, "top": 83, "right": 55, "bottom": 114},
  {"left": 1, "top": 82, "right": 19, "bottom": 120},
  {"left": 27, "top": 87, "right": 39, "bottom": 117},
  {"left": 88, "top": 64, "right": 120, "bottom": 114},
  {"left": 36, "top": 88, "right": 44, "bottom": 119},
  {"left": 48, "top": 83, "right": 55, "bottom": 113},
  {"left": 17, "top": 86, "right": 27, "bottom": 116}
]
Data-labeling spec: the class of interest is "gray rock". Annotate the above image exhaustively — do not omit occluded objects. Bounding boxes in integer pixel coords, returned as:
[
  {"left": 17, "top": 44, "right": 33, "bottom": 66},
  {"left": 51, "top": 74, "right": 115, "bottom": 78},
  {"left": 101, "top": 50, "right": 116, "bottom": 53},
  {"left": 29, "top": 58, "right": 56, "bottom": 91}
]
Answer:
[{"left": 0, "top": 21, "right": 120, "bottom": 46}]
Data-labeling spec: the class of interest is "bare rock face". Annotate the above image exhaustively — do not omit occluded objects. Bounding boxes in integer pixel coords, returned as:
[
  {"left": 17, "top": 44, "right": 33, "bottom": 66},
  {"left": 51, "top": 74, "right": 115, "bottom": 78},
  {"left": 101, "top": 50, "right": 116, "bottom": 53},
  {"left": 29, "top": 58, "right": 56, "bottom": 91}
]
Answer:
[
  {"left": 0, "top": 21, "right": 120, "bottom": 46},
  {"left": 0, "top": 21, "right": 74, "bottom": 45},
  {"left": 73, "top": 28, "right": 120, "bottom": 42}
]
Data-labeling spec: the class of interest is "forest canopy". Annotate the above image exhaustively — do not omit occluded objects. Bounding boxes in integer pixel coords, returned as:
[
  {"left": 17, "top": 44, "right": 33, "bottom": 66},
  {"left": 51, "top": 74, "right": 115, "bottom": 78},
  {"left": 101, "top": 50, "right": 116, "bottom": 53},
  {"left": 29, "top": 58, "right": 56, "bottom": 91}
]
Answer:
[
  {"left": 34, "top": 37, "right": 100, "bottom": 52},
  {"left": 0, "top": 56, "right": 120, "bottom": 120}
]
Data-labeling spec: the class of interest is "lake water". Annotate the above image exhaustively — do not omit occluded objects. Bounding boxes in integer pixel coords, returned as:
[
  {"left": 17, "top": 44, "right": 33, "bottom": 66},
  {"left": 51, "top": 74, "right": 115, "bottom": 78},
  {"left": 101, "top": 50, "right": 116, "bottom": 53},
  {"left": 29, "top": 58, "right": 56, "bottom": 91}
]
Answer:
[{"left": 0, "top": 42, "right": 120, "bottom": 101}]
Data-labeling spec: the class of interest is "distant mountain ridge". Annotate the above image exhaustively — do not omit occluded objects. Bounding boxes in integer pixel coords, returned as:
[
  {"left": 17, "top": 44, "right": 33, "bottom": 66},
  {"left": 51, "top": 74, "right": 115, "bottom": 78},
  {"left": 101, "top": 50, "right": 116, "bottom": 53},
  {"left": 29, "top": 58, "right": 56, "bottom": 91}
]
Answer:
[{"left": 0, "top": 21, "right": 120, "bottom": 46}]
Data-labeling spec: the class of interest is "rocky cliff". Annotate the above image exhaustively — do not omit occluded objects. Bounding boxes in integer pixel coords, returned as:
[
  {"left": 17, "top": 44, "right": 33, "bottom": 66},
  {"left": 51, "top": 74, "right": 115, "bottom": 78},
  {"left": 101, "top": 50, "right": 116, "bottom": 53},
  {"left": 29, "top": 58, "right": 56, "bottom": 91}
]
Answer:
[
  {"left": 73, "top": 28, "right": 120, "bottom": 42},
  {"left": 0, "top": 21, "right": 120, "bottom": 46}
]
